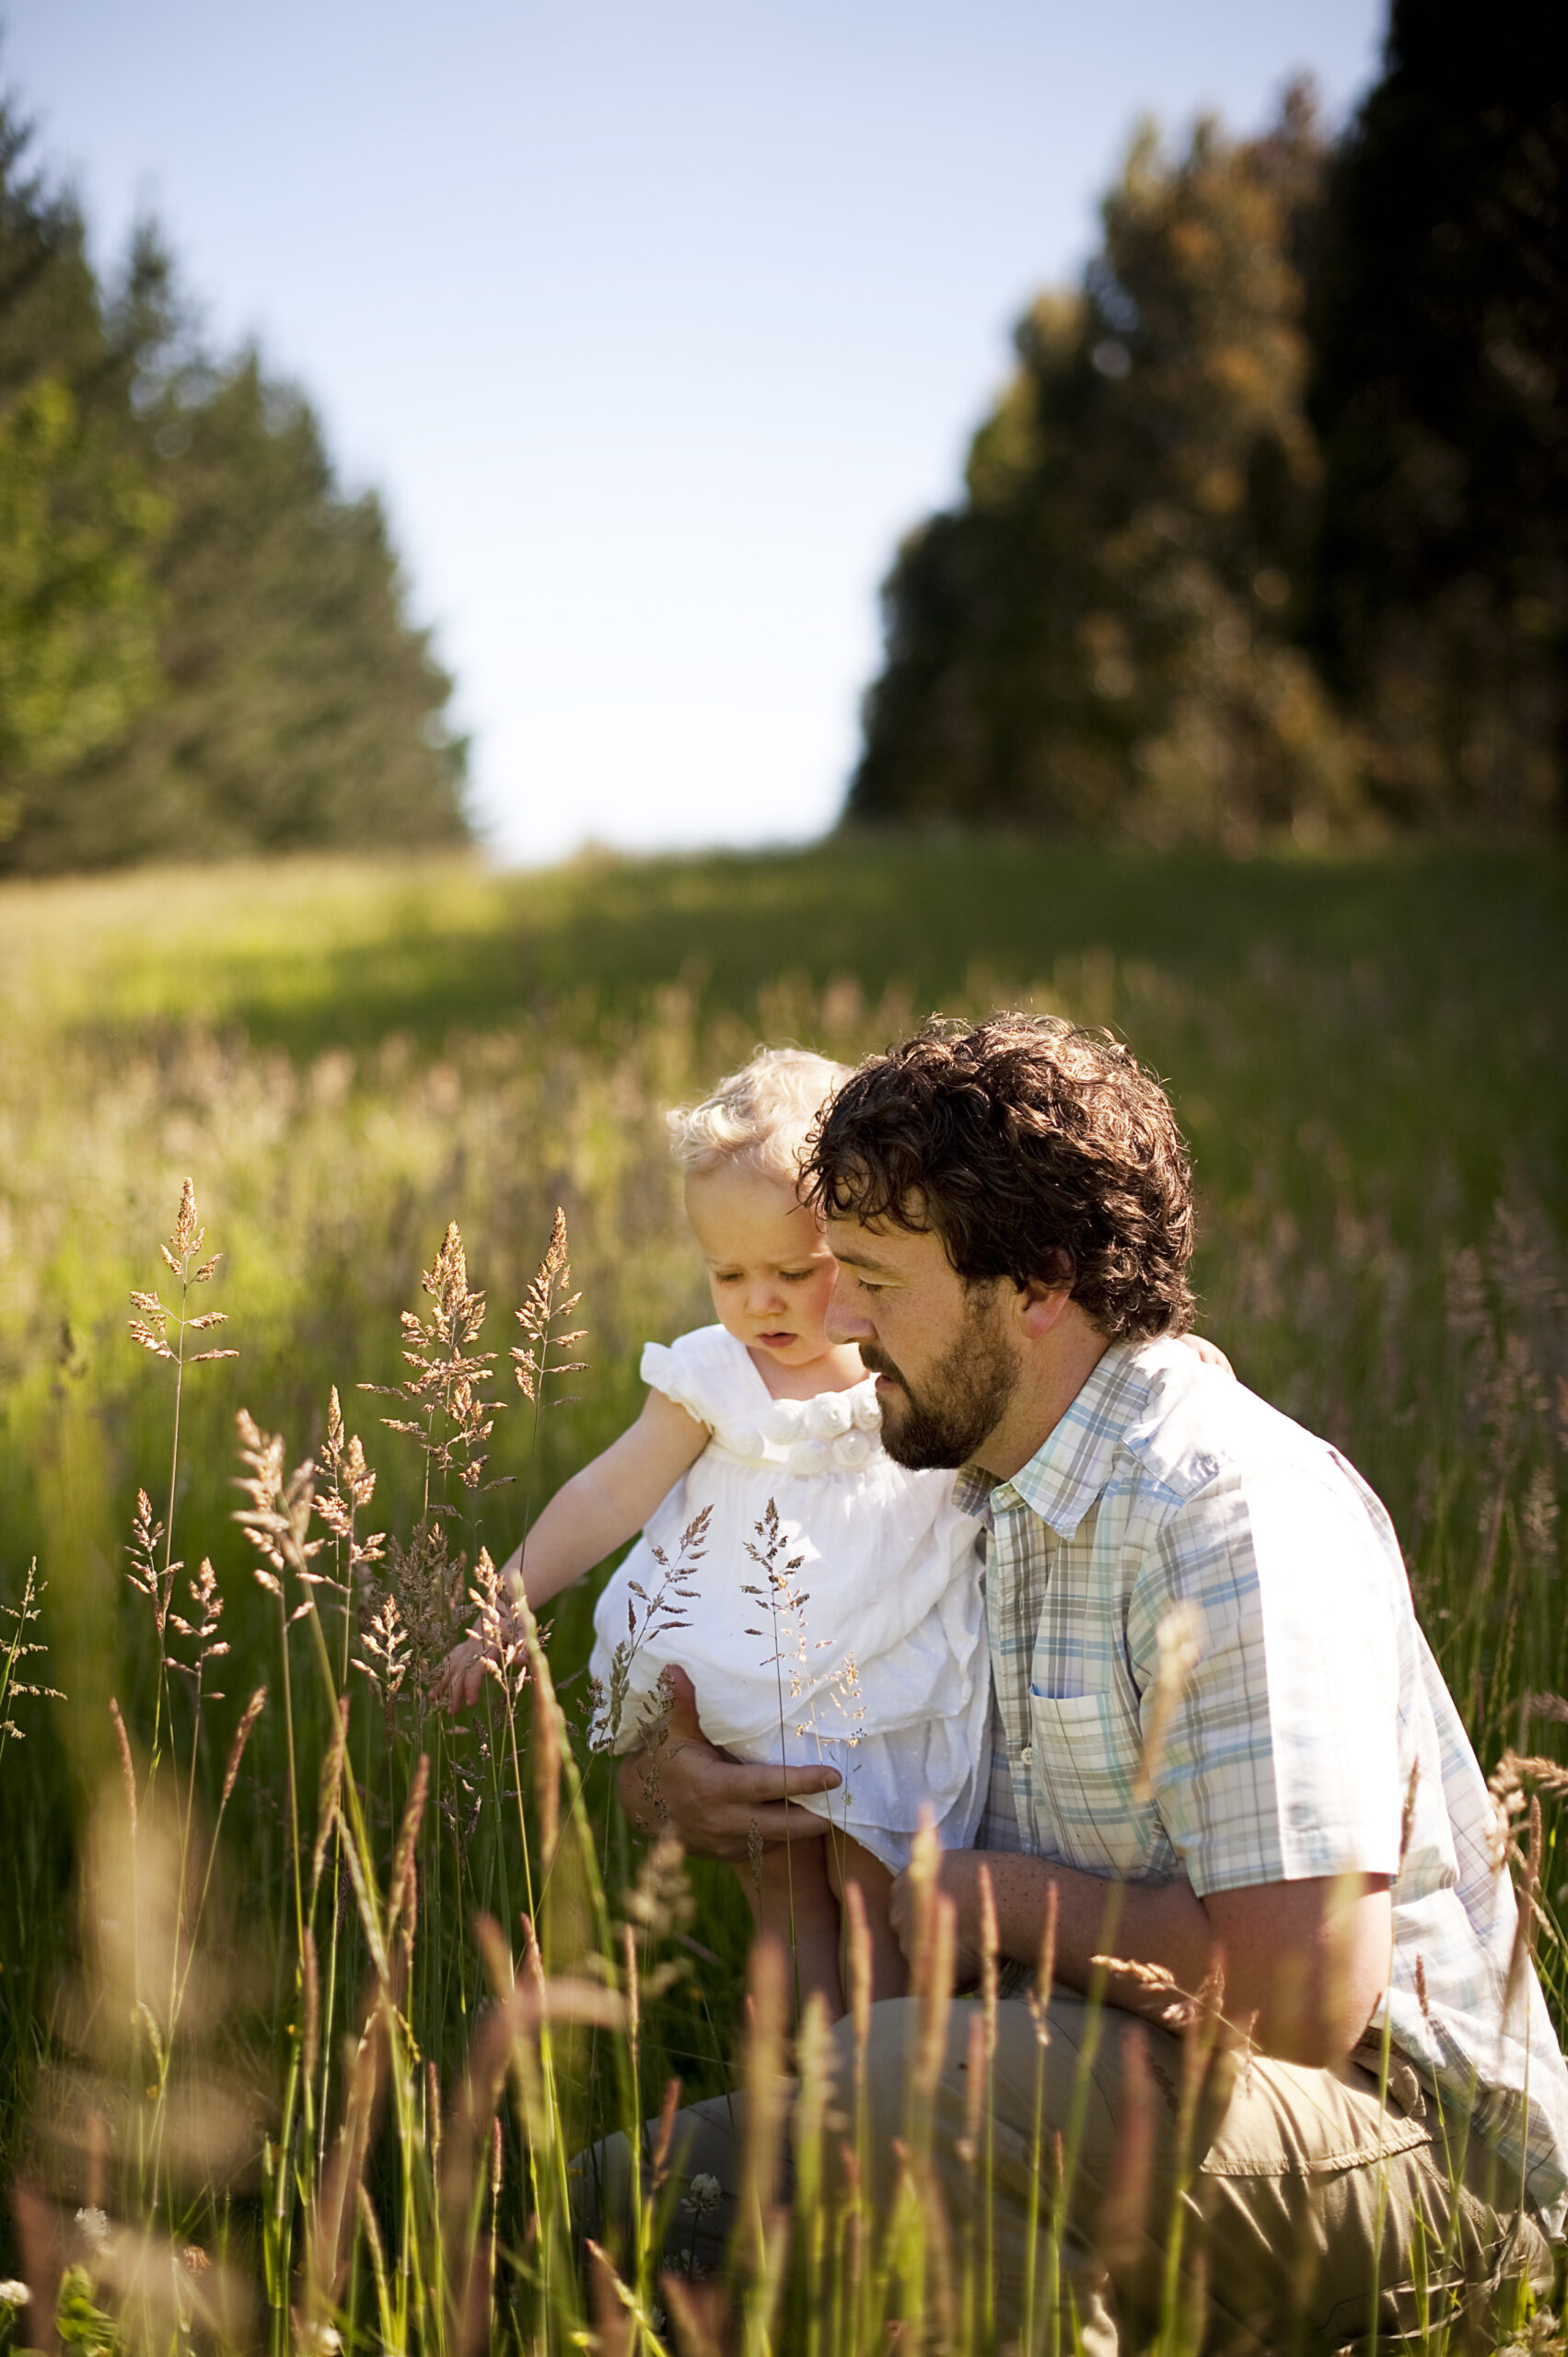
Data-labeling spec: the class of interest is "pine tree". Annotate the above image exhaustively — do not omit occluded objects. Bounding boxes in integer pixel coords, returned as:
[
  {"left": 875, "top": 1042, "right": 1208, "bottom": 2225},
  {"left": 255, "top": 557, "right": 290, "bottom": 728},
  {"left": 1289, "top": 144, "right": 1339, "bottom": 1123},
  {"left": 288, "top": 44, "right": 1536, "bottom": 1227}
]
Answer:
[
  {"left": 850, "top": 91, "right": 1364, "bottom": 848},
  {"left": 0, "top": 112, "right": 470, "bottom": 872},
  {"left": 1307, "top": 0, "right": 1568, "bottom": 832},
  {"left": 52, "top": 337, "right": 470, "bottom": 866},
  {"left": 0, "top": 110, "right": 165, "bottom": 852}
]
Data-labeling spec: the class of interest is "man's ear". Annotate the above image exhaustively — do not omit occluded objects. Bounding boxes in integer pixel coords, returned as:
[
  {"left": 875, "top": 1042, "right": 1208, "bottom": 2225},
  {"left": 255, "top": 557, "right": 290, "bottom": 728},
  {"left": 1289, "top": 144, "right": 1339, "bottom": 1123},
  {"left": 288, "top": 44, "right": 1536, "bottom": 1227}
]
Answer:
[{"left": 1014, "top": 1276, "right": 1074, "bottom": 1341}]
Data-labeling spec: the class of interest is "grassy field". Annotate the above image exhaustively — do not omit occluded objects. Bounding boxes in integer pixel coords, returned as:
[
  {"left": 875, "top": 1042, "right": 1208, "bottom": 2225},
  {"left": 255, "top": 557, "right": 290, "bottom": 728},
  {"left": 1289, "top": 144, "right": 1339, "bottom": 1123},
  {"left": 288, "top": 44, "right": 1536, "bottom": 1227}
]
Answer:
[{"left": 1, "top": 836, "right": 1565, "bottom": 2351}]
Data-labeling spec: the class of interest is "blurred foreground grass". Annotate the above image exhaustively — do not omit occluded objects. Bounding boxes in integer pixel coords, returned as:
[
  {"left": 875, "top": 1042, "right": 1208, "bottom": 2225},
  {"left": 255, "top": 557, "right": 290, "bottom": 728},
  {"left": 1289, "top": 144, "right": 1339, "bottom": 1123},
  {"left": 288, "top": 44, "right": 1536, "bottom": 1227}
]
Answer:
[{"left": 1, "top": 837, "right": 1565, "bottom": 2340}]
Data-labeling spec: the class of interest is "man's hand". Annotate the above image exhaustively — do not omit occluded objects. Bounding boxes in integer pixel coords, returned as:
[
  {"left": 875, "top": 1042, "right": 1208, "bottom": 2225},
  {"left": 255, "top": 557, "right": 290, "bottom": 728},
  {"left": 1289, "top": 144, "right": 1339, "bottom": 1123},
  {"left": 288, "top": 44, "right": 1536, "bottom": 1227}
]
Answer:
[{"left": 616, "top": 1666, "right": 841, "bottom": 1860}]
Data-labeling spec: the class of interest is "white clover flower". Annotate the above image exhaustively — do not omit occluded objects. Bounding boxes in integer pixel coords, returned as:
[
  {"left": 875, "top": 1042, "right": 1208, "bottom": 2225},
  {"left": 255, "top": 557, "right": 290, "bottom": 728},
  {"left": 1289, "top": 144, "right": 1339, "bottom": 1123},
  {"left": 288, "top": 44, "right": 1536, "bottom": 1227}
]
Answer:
[
  {"left": 75, "top": 2206, "right": 110, "bottom": 2252},
  {"left": 680, "top": 2171, "right": 723, "bottom": 2218},
  {"left": 0, "top": 2281, "right": 31, "bottom": 2311}
]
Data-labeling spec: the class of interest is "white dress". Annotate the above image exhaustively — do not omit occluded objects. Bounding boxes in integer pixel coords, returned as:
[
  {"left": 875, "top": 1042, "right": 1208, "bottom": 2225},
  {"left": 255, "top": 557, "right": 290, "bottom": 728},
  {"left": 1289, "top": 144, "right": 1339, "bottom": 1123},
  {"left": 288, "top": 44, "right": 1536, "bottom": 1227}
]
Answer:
[{"left": 587, "top": 1324, "right": 990, "bottom": 1873}]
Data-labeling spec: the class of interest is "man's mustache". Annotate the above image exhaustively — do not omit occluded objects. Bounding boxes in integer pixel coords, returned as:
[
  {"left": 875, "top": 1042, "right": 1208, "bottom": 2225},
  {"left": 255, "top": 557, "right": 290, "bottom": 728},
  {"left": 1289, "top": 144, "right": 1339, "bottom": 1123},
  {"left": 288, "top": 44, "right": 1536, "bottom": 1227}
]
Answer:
[{"left": 858, "top": 1344, "right": 905, "bottom": 1387}]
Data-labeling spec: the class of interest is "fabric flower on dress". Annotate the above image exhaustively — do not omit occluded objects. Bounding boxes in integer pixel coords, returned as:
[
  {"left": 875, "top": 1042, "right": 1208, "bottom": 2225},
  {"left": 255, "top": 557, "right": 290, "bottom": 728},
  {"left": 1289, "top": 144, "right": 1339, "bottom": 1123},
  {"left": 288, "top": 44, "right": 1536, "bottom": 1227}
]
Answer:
[
  {"left": 721, "top": 1422, "right": 766, "bottom": 1460},
  {"left": 851, "top": 1387, "right": 882, "bottom": 1431},
  {"left": 786, "top": 1439, "right": 830, "bottom": 1478},
  {"left": 763, "top": 1399, "right": 807, "bottom": 1446},
  {"left": 832, "top": 1430, "right": 875, "bottom": 1471},
  {"left": 806, "top": 1392, "right": 854, "bottom": 1441}
]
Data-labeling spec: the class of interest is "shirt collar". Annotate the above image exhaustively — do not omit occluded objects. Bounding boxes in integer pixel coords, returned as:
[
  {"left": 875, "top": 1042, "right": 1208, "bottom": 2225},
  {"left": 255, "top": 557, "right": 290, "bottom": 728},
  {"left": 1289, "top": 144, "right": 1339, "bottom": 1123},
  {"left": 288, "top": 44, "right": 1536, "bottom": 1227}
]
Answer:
[{"left": 956, "top": 1340, "right": 1148, "bottom": 1539}]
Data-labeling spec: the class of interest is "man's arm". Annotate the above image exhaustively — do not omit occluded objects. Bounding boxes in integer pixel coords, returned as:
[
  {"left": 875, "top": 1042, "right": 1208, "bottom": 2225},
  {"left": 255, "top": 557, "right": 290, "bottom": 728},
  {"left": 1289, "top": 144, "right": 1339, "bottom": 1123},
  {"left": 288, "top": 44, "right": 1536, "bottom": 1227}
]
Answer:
[
  {"left": 614, "top": 1666, "right": 842, "bottom": 1861},
  {"left": 894, "top": 1852, "right": 1391, "bottom": 2067}
]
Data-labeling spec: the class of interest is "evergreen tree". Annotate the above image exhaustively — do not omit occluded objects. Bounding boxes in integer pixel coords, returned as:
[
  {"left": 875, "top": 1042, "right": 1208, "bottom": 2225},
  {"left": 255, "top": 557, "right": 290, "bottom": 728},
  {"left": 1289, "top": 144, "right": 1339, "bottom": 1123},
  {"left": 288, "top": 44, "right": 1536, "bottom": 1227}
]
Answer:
[
  {"left": 0, "top": 110, "right": 165, "bottom": 852},
  {"left": 850, "top": 92, "right": 1364, "bottom": 849},
  {"left": 0, "top": 110, "right": 470, "bottom": 872},
  {"left": 1307, "top": 0, "right": 1568, "bottom": 832},
  {"left": 40, "top": 333, "right": 470, "bottom": 869}
]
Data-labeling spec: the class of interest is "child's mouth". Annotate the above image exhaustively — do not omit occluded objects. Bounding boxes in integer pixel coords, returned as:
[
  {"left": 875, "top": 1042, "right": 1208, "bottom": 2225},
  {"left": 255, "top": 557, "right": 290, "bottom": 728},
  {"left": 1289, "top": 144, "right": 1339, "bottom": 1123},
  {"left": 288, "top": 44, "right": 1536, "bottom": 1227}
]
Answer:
[{"left": 757, "top": 1330, "right": 795, "bottom": 1347}]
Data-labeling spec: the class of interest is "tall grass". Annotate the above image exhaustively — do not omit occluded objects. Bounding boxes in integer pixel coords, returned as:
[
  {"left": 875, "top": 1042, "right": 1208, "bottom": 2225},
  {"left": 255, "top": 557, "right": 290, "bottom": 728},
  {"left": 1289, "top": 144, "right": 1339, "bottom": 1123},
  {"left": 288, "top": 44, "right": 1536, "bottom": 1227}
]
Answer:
[{"left": 1, "top": 839, "right": 1565, "bottom": 2350}]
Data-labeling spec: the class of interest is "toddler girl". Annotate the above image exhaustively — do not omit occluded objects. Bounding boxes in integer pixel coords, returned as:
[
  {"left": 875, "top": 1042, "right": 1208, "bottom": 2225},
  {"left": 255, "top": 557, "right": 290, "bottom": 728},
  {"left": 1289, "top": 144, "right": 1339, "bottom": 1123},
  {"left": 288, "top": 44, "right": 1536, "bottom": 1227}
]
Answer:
[{"left": 442, "top": 1048, "right": 988, "bottom": 2016}]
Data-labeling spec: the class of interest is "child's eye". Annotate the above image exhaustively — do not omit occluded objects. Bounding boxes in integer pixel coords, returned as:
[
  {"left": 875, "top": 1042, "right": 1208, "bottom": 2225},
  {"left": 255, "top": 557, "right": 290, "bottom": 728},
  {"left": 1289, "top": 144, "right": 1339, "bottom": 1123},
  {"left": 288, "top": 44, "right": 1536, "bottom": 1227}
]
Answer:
[{"left": 779, "top": 1268, "right": 816, "bottom": 1283}]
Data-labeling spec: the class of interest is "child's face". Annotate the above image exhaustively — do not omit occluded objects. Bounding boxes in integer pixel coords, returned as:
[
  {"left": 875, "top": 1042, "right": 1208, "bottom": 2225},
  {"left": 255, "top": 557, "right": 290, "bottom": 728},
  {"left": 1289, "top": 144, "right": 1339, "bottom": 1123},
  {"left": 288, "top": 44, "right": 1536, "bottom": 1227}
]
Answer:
[{"left": 685, "top": 1162, "right": 838, "bottom": 1369}]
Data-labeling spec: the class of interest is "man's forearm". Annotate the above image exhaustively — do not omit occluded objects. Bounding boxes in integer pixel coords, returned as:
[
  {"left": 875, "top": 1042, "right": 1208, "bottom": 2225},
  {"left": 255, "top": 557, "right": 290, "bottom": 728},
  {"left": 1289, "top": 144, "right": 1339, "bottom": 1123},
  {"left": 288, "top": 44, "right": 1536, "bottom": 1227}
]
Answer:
[
  {"left": 961, "top": 1852, "right": 1391, "bottom": 2066},
  {"left": 982, "top": 1852, "right": 1214, "bottom": 1997}
]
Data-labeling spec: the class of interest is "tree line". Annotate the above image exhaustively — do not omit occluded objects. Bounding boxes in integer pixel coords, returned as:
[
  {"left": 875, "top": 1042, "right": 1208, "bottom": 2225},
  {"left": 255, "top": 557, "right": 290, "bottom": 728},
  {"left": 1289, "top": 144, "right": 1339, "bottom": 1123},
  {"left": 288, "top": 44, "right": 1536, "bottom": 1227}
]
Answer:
[
  {"left": 0, "top": 102, "right": 470, "bottom": 874},
  {"left": 848, "top": 0, "right": 1566, "bottom": 847}
]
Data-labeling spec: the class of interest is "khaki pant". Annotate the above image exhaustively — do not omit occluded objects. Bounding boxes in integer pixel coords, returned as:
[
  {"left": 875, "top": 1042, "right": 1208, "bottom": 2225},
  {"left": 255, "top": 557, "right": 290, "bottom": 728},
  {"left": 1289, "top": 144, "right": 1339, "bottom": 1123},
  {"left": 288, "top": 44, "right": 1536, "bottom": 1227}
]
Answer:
[{"left": 591, "top": 1993, "right": 1554, "bottom": 2352}]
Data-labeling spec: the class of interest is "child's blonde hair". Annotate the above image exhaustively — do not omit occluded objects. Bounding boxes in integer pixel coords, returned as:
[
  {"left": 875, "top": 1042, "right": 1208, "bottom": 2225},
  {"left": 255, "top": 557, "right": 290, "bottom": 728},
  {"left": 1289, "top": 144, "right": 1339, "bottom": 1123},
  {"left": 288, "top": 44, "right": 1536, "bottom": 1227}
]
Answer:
[{"left": 668, "top": 1048, "right": 850, "bottom": 1189}]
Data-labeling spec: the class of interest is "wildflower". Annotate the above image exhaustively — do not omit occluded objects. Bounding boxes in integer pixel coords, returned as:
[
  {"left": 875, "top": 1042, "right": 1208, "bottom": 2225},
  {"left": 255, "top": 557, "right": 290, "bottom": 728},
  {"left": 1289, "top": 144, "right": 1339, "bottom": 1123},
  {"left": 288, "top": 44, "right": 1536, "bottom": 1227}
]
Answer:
[
  {"left": 680, "top": 2172, "right": 723, "bottom": 2219},
  {"left": 74, "top": 2206, "right": 110, "bottom": 2251},
  {"left": 1496, "top": 2310, "right": 1566, "bottom": 2357},
  {"left": 0, "top": 2281, "right": 30, "bottom": 2309}
]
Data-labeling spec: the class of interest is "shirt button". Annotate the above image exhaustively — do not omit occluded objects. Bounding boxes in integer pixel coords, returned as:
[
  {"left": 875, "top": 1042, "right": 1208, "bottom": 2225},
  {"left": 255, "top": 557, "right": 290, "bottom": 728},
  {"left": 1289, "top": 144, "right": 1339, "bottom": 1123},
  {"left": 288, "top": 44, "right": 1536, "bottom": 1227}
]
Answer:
[{"left": 1019, "top": 1747, "right": 1034, "bottom": 1767}]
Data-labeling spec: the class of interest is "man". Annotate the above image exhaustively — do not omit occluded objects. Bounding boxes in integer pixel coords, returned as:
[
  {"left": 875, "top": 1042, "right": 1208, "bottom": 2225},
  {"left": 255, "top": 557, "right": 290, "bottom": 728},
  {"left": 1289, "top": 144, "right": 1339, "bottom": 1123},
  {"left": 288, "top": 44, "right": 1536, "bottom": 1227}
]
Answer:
[{"left": 618, "top": 1014, "right": 1566, "bottom": 2350}]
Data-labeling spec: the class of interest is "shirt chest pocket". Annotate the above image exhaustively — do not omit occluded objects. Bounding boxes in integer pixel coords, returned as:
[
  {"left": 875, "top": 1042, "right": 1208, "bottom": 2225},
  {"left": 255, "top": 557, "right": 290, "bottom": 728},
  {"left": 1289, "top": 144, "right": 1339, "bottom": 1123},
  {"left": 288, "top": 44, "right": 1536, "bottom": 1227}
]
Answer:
[{"left": 1026, "top": 1687, "right": 1175, "bottom": 1882}]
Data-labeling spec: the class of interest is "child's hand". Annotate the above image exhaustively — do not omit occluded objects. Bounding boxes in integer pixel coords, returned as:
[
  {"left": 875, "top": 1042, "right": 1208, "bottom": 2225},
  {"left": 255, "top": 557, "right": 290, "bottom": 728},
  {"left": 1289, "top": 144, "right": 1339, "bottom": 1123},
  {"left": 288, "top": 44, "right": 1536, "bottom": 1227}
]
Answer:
[
  {"left": 435, "top": 1630, "right": 491, "bottom": 1713},
  {"left": 1181, "top": 1332, "right": 1235, "bottom": 1378}
]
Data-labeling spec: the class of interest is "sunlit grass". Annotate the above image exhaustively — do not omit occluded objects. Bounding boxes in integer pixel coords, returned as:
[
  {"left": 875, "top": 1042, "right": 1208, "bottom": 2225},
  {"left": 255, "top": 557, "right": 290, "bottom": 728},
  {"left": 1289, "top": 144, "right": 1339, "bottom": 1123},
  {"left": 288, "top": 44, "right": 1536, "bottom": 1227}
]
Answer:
[{"left": 1, "top": 836, "right": 1565, "bottom": 2348}]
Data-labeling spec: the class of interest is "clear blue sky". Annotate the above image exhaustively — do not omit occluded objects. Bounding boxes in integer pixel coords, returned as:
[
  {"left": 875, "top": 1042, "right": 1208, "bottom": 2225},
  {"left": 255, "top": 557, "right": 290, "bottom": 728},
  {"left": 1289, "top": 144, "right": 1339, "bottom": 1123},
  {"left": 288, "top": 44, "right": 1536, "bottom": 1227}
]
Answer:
[{"left": 7, "top": 0, "right": 1385, "bottom": 865}]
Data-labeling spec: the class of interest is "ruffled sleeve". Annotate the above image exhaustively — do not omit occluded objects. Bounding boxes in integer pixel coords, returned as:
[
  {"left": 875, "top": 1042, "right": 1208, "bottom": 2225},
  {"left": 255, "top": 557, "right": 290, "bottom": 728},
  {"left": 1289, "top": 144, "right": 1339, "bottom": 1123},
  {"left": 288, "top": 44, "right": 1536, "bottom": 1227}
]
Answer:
[
  {"left": 640, "top": 1339, "right": 713, "bottom": 1432},
  {"left": 640, "top": 1324, "right": 769, "bottom": 1434}
]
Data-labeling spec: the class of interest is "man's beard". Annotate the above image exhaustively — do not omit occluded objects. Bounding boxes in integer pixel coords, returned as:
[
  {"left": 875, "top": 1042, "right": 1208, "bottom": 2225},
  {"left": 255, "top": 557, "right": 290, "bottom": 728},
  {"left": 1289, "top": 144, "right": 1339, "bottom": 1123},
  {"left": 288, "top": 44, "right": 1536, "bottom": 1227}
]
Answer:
[{"left": 863, "top": 1290, "right": 1020, "bottom": 1471}]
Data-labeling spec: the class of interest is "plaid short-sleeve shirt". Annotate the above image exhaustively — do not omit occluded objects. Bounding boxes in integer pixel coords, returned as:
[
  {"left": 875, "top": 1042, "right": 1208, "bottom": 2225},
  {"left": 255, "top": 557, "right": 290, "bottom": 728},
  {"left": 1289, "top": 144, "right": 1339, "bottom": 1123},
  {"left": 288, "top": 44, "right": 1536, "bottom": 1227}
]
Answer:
[{"left": 961, "top": 1335, "right": 1568, "bottom": 2226}]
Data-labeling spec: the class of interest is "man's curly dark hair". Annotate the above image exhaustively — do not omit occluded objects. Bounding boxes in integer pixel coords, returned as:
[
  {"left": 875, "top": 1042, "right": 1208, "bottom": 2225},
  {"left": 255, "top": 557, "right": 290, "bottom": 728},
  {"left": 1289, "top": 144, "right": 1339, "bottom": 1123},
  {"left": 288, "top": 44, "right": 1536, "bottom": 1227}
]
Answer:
[{"left": 802, "top": 1014, "right": 1195, "bottom": 1341}]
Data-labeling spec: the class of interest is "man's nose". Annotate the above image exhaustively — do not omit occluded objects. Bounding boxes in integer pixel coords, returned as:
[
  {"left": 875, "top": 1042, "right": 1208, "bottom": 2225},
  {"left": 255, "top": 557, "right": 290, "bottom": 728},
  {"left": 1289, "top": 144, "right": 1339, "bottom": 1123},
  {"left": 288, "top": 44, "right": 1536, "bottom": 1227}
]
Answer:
[{"left": 825, "top": 1271, "right": 873, "bottom": 1345}]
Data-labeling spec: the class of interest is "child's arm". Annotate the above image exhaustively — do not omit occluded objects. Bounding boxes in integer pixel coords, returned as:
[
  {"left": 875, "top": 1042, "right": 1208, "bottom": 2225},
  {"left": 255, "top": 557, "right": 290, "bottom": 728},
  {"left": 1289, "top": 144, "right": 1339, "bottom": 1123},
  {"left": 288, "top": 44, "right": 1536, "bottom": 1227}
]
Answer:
[{"left": 437, "top": 1389, "right": 708, "bottom": 1708}]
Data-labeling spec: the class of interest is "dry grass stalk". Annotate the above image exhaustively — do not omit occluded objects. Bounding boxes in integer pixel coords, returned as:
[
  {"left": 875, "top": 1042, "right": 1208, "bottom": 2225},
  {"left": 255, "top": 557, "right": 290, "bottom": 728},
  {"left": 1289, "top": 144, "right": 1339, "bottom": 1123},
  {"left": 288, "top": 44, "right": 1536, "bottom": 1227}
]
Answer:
[
  {"left": 309, "top": 1696, "right": 351, "bottom": 1894},
  {"left": 233, "top": 1411, "right": 321, "bottom": 1608},
  {"left": 1, "top": 1561, "right": 64, "bottom": 1760},
  {"left": 512, "top": 1206, "right": 587, "bottom": 1406},
  {"left": 305, "top": 2000, "right": 386, "bottom": 2337},
  {"left": 738, "top": 1935, "right": 791, "bottom": 2282},
  {"left": 585, "top": 2236, "right": 639, "bottom": 2357},
  {"left": 1096, "top": 2023, "right": 1156, "bottom": 2270},
  {"left": 108, "top": 1699, "right": 138, "bottom": 1831},
  {"left": 661, "top": 2268, "right": 731, "bottom": 2357},
  {"left": 592, "top": 1511, "right": 709, "bottom": 1753},
  {"left": 123, "top": 1492, "right": 178, "bottom": 1645},
  {"left": 1132, "top": 1599, "right": 1202, "bottom": 1804},
  {"left": 127, "top": 1179, "right": 235, "bottom": 1368},
  {"left": 366, "top": 1219, "right": 505, "bottom": 1499}
]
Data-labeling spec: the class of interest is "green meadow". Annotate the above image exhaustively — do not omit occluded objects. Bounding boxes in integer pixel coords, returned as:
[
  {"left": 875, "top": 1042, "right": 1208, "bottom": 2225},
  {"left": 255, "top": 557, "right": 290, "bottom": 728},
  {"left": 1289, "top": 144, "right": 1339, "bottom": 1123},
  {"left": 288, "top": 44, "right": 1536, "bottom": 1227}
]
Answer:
[{"left": 1, "top": 837, "right": 1565, "bottom": 2350}]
